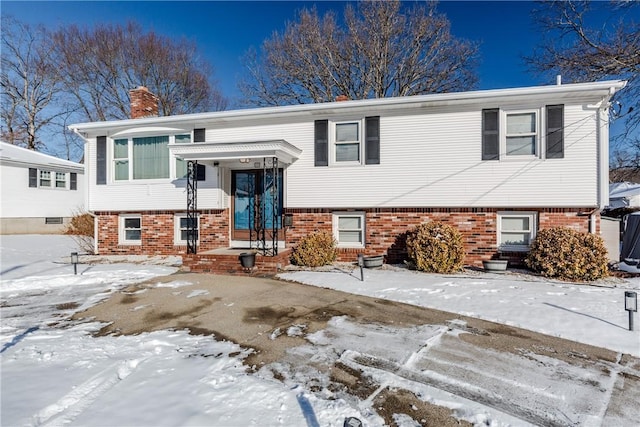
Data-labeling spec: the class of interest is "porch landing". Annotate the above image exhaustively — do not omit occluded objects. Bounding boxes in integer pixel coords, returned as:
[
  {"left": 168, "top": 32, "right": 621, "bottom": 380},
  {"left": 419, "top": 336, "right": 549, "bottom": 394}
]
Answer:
[{"left": 182, "top": 248, "right": 292, "bottom": 275}]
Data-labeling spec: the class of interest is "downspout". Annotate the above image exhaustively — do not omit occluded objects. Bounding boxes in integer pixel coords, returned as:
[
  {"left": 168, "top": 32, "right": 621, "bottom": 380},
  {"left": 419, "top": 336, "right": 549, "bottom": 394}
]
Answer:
[{"left": 70, "top": 127, "right": 98, "bottom": 255}]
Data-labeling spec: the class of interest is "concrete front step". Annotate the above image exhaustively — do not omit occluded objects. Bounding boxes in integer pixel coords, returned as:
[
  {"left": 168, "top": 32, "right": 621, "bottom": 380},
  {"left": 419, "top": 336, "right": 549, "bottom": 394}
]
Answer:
[{"left": 182, "top": 248, "right": 292, "bottom": 275}]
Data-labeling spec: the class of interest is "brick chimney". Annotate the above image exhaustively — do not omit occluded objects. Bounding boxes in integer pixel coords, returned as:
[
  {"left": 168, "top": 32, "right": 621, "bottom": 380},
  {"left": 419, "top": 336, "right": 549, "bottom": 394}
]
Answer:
[
  {"left": 129, "top": 86, "right": 159, "bottom": 119},
  {"left": 335, "top": 94, "right": 349, "bottom": 102}
]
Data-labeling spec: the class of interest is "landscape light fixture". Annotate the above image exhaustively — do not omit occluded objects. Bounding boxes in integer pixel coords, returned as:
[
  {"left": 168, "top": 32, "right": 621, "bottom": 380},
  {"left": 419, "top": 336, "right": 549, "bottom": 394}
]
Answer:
[
  {"left": 70, "top": 252, "right": 79, "bottom": 275},
  {"left": 357, "top": 254, "right": 364, "bottom": 282},
  {"left": 344, "top": 417, "right": 363, "bottom": 427},
  {"left": 625, "top": 291, "right": 637, "bottom": 331}
]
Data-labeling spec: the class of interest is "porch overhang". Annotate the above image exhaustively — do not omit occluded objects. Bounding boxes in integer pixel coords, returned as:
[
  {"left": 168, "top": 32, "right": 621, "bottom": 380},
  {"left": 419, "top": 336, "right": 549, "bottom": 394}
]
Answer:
[{"left": 169, "top": 139, "right": 302, "bottom": 165}]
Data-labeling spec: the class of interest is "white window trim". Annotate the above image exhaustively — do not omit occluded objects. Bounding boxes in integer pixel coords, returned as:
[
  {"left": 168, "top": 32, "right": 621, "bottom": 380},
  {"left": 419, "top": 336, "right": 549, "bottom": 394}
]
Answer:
[
  {"left": 497, "top": 211, "right": 537, "bottom": 252},
  {"left": 55, "top": 172, "right": 67, "bottom": 189},
  {"left": 174, "top": 213, "right": 199, "bottom": 246},
  {"left": 332, "top": 211, "right": 365, "bottom": 248},
  {"left": 500, "top": 108, "right": 540, "bottom": 159},
  {"left": 119, "top": 214, "right": 142, "bottom": 245},
  {"left": 330, "top": 119, "right": 363, "bottom": 166},
  {"left": 110, "top": 134, "right": 189, "bottom": 183}
]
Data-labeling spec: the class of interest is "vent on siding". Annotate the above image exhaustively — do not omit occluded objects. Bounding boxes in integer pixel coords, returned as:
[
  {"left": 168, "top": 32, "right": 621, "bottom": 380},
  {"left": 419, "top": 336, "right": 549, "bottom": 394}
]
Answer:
[{"left": 45, "top": 217, "right": 63, "bottom": 225}]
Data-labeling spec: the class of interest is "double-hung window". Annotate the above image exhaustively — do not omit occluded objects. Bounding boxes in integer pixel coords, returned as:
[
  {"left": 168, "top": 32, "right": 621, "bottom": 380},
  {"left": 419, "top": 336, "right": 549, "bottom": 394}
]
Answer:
[
  {"left": 333, "top": 212, "right": 365, "bottom": 248},
  {"left": 120, "top": 215, "right": 142, "bottom": 245},
  {"left": 113, "top": 138, "right": 129, "bottom": 181},
  {"left": 505, "top": 111, "right": 537, "bottom": 156},
  {"left": 55, "top": 172, "right": 66, "bottom": 188},
  {"left": 334, "top": 121, "right": 361, "bottom": 164},
  {"left": 174, "top": 134, "right": 192, "bottom": 179},
  {"left": 175, "top": 214, "right": 199, "bottom": 245},
  {"left": 39, "top": 170, "right": 51, "bottom": 187},
  {"left": 497, "top": 212, "right": 537, "bottom": 252}
]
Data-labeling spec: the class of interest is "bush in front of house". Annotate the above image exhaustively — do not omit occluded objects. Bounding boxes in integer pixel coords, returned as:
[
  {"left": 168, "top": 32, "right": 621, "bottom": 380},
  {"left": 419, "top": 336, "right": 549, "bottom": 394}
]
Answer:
[
  {"left": 406, "top": 221, "right": 465, "bottom": 273},
  {"left": 525, "top": 227, "right": 608, "bottom": 281},
  {"left": 291, "top": 230, "right": 337, "bottom": 267},
  {"left": 64, "top": 210, "right": 95, "bottom": 254}
]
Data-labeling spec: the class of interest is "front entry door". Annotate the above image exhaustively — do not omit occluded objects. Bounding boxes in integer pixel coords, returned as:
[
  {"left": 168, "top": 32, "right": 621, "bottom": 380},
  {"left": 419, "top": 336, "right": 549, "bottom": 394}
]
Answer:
[{"left": 232, "top": 169, "right": 283, "bottom": 242}]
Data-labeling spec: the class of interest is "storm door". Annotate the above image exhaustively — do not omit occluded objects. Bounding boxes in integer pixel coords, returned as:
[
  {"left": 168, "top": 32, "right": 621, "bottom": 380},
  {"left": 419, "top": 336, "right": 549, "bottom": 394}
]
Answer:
[{"left": 232, "top": 169, "right": 283, "bottom": 242}]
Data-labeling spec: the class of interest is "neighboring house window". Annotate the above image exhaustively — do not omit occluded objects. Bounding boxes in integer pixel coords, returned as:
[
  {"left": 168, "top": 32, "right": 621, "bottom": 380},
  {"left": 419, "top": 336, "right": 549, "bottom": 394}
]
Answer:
[
  {"left": 333, "top": 212, "right": 365, "bottom": 248},
  {"left": 55, "top": 172, "right": 66, "bottom": 188},
  {"left": 174, "top": 213, "right": 199, "bottom": 245},
  {"left": 174, "top": 134, "right": 192, "bottom": 179},
  {"left": 120, "top": 215, "right": 142, "bottom": 245},
  {"left": 334, "top": 121, "right": 361, "bottom": 163},
  {"left": 497, "top": 211, "right": 537, "bottom": 252},
  {"left": 39, "top": 170, "right": 51, "bottom": 187},
  {"left": 505, "top": 111, "right": 537, "bottom": 156},
  {"left": 114, "top": 138, "right": 129, "bottom": 181}
]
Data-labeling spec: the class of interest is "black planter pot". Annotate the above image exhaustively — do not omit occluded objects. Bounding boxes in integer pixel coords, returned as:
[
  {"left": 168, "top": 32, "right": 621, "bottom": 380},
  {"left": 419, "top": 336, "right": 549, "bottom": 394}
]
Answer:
[{"left": 239, "top": 252, "right": 256, "bottom": 268}]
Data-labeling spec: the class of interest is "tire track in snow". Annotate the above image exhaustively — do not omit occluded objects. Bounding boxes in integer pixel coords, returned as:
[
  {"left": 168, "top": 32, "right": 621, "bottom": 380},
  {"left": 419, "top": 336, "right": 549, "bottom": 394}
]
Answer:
[{"left": 32, "top": 358, "right": 143, "bottom": 427}]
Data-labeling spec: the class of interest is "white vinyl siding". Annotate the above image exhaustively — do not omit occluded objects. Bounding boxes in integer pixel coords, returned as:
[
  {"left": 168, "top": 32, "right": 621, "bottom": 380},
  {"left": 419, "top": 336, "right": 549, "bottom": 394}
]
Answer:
[
  {"left": 333, "top": 212, "right": 365, "bottom": 248},
  {"left": 84, "top": 101, "right": 603, "bottom": 211},
  {"left": 498, "top": 212, "right": 537, "bottom": 252},
  {"left": 120, "top": 215, "right": 142, "bottom": 245}
]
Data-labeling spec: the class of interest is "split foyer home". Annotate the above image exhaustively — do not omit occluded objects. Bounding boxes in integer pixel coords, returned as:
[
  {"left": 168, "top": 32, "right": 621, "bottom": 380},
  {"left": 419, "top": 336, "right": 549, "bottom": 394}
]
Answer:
[
  {"left": 69, "top": 80, "right": 626, "bottom": 271},
  {"left": 0, "top": 141, "right": 84, "bottom": 234}
]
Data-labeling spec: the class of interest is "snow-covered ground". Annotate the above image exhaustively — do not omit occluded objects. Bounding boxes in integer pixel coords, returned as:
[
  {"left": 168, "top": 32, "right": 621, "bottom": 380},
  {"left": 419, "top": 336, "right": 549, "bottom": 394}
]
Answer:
[
  {"left": 280, "top": 266, "right": 640, "bottom": 357},
  {"left": 1, "top": 235, "right": 639, "bottom": 426}
]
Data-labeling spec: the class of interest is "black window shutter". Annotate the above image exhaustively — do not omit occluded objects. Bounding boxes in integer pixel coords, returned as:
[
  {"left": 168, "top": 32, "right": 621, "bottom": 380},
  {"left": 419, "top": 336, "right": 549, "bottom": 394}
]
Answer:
[
  {"left": 29, "top": 168, "right": 37, "bottom": 187},
  {"left": 196, "top": 163, "right": 206, "bottom": 181},
  {"left": 482, "top": 109, "right": 500, "bottom": 160},
  {"left": 365, "top": 116, "right": 380, "bottom": 165},
  {"left": 194, "top": 128, "right": 206, "bottom": 142},
  {"left": 546, "top": 104, "right": 564, "bottom": 159},
  {"left": 314, "top": 120, "right": 328, "bottom": 166},
  {"left": 70, "top": 172, "right": 77, "bottom": 190},
  {"left": 96, "top": 136, "right": 107, "bottom": 185}
]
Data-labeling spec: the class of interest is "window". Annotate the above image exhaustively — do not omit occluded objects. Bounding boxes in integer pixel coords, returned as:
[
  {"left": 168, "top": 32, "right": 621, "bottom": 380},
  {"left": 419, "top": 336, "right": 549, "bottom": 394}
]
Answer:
[
  {"left": 505, "top": 111, "right": 537, "bottom": 156},
  {"left": 174, "top": 134, "right": 191, "bottom": 179},
  {"left": 333, "top": 121, "right": 361, "bottom": 163},
  {"left": 175, "top": 214, "right": 199, "bottom": 245},
  {"left": 113, "top": 138, "right": 129, "bottom": 180},
  {"left": 333, "top": 212, "right": 365, "bottom": 248},
  {"left": 120, "top": 215, "right": 142, "bottom": 245},
  {"left": 497, "top": 212, "right": 537, "bottom": 252},
  {"left": 482, "top": 105, "right": 563, "bottom": 161},
  {"left": 133, "top": 136, "right": 169, "bottom": 179},
  {"left": 55, "top": 172, "right": 66, "bottom": 188},
  {"left": 39, "top": 170, "right": 51, "bottom": 187}
]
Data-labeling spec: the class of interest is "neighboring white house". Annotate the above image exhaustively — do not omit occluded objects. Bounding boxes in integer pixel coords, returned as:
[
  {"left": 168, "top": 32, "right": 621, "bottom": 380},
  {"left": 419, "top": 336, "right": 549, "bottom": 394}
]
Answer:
[
  {"left": 69, "top": 81, "right": 626, "bottom": 267},
  {"left": 609, "top": 181, "right": 640, "bottom": 209},
  {"left": 0, "top": 142, "right": 85, "bottom": 234}
]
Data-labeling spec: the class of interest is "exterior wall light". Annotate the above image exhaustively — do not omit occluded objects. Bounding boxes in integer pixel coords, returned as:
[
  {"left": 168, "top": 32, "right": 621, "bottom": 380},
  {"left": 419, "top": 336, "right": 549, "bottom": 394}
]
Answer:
[
  {"left": 70, "top": 252, "right": 79, "bottom": 275},
  {"left": 239, "top": 158, "right": 250, "bottom": 163},
  {"left": 625, "top": 291, "right": 637, "bottom": 331}
]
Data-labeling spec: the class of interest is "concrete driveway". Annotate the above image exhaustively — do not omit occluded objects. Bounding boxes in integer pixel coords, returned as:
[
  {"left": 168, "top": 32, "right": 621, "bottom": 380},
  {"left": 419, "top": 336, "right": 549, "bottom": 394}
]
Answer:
[{"left": 75, "top": 273, "right": 640, "bottom": 426}]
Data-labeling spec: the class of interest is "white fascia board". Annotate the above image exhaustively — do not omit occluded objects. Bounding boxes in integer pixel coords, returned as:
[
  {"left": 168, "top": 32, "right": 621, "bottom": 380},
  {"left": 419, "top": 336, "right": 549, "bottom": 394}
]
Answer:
[
  {"left": 169, "top": 140, "right": 303, "bottom": 164},
  {"left": 69, "top": 80, "right": 627, "bottom": 136}
]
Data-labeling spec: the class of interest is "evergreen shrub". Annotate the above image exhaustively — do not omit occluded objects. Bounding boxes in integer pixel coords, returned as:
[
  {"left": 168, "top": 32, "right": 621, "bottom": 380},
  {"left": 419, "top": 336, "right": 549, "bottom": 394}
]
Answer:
[
  {"left": 291, "top": 230, "right": 337, "bottom": 267},
  {"left": 406, "top": 221, "right": 464, "bottom": 273}
]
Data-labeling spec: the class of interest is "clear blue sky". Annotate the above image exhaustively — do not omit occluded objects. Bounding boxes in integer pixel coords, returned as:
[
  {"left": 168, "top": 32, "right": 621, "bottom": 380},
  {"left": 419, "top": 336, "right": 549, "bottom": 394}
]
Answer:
[{"left": 3, "top": 0, "right": 547, "bottom": 106}]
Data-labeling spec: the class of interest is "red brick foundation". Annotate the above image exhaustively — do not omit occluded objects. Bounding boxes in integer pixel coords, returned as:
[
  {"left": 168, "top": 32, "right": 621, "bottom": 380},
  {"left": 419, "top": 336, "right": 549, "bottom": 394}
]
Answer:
[
  {"left": 284, "top": 207, "right": 598, "bottom": 267},
  {"left": 95, "top": 210, "right": 229, "bottom": 255},
  {"left": 95, "top": 207, "right": 598, "bottom": 268}
]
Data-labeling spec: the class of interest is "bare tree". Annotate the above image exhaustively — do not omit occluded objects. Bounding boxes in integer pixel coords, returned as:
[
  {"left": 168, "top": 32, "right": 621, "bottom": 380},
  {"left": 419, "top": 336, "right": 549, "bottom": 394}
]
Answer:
[
  {"left": 239, "top": 0, "right": 479, "bottom": 106},
  {"left": 527, "top": 0, "right": 640, "bottom": 178},
  {"left": 51, "top": 21, "right": 227, "bottom": 122},
  {"left": 1, "top": 16, "right": 63, "bottom": 150}
]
